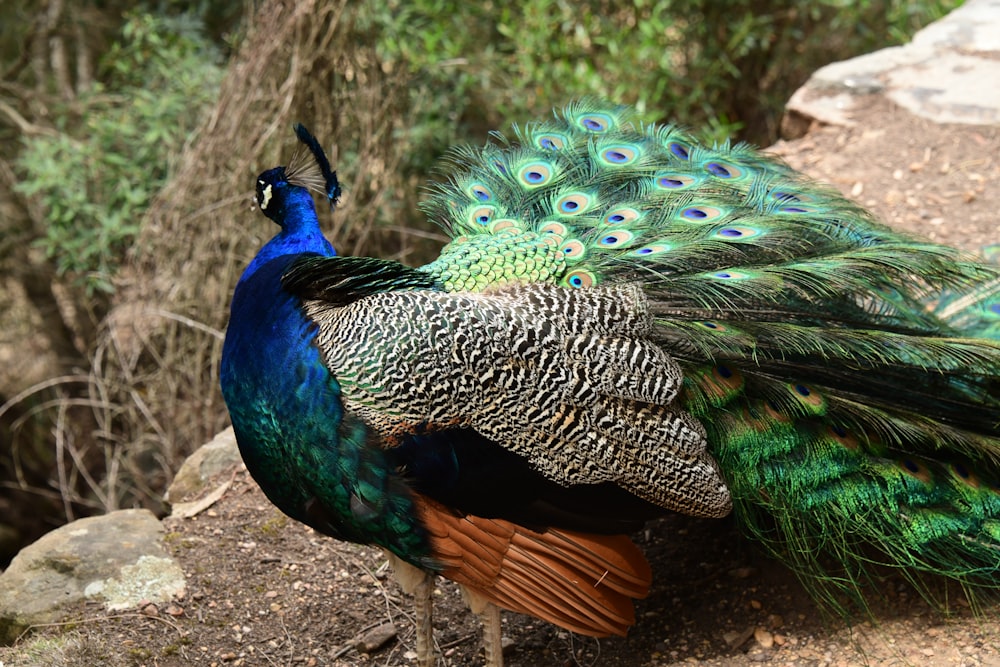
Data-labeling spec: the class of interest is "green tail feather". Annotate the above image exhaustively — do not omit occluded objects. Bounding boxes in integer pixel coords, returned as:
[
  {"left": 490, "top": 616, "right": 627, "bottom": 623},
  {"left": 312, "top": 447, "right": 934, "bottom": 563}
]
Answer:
[{"left": 419, "top": 99, "right": 1000, "bottom": 610}]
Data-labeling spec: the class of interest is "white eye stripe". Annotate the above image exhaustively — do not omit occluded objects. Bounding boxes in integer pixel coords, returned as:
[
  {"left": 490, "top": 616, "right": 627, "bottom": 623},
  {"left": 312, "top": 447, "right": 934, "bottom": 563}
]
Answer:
[{"left": 260, "top": 183, "right": 273, "bottom": 210}]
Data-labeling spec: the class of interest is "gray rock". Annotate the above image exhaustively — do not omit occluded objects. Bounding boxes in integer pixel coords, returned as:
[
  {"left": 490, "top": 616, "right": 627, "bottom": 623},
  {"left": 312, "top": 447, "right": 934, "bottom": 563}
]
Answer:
[
  {"left": 164, "top": 426, "right": 242, "bottom": 503},
  {"left": 787, "top": 0, "right": 1000, "bottom": 127},
  {"left": 0, "top": 509, "right": 185, "bottom": 645}
]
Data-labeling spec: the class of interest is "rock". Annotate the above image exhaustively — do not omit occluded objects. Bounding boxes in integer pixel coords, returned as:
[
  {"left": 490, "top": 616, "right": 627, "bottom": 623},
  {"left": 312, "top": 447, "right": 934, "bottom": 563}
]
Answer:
[
  {"left": 354, "top": 621, "right": 397, "bottom": 652},
  {"left": 786, "top": 0, "right": 1000, "bottom": 130},
  {"left": 754, "top": 627, "right": 774, "bottom": 649},
  {"left": 0, "top": 509, "right": 186, "bottom": 644},
  {"left": 723, "top": 627, "right": 755, "bottom": 649},
  {"left": 165, "top": 427, "right": 242, "bottom": 503}
]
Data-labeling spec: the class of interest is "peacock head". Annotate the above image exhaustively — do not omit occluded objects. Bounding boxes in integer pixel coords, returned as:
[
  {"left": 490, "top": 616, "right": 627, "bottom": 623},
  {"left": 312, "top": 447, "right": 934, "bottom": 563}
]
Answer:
[{"left": 255, "top": 124, "right": 341, "bottom": 227}]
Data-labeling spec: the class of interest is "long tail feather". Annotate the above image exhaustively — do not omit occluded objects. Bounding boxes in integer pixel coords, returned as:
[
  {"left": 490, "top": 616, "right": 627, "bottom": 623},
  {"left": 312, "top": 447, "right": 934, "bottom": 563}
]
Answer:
[{"left": 419, "top": 99, "right": 1000, "bottom": 608}]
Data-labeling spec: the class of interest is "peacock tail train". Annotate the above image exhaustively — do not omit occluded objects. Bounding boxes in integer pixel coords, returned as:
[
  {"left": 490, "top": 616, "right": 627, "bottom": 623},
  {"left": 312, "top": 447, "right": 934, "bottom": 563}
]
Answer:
[
  {"left": 415, "top": 100, "right": 1000, "bottom": 608},
  {"left": 223, "top": 101, "right": 1000, "bottom": 649}
]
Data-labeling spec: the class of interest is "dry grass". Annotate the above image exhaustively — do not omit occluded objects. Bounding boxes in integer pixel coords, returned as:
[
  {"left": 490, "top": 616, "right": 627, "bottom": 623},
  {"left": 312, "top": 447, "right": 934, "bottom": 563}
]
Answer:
[
  {"left": 116, "top": 0, "right": 442, "bottom": 463},
  {"left": 0, "top": 0, "right": 458, "bottom": 527}
]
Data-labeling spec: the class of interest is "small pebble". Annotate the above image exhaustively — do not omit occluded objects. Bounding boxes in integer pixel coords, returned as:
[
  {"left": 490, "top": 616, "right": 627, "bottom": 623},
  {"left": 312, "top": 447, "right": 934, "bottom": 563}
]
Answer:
[
  {"left": 355, "top": 621, "right": 397, "bottom": 653},
  {"left": 755, "top": 627, "right": 774, "bottom": 649}
]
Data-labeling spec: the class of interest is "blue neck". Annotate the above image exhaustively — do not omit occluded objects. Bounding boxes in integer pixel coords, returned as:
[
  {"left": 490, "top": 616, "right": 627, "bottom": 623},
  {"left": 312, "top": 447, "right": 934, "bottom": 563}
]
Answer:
[
  {"left": 221, "top": 185, "right": 434, "bottom": 559},
  {"left": 242, "top": 189, "right": 336, "bottom": 281}
]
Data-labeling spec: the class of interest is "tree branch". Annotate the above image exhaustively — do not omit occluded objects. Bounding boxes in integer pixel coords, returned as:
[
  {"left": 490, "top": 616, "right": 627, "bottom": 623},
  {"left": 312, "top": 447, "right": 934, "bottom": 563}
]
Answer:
[
  {"left": 45, "top": 0, "right": 74, "bottom": 100},
  {"left": 0, "top": 99, "right": 59, "bottom": 137},
  {"left": 74, "top": 22, "right": 93, "bottom": 94}
]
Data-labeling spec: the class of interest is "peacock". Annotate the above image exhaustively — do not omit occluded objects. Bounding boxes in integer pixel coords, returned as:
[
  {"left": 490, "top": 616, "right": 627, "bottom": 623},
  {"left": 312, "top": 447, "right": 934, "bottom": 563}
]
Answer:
[{"left": 220, "top": 101, "right": 1000, "bottom": 667}]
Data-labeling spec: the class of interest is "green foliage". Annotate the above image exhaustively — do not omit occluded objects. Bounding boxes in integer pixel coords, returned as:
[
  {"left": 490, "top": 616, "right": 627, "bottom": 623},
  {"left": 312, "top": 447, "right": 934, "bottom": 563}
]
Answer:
[
  {"left": 362, "top": 0, "right": 960, "bottom": 165},
  {"left": 7, "top": 0, "right": 961, "bottom": 294},
  {"left": 15, "top": 12, "right": 223, "bottom": 293}
]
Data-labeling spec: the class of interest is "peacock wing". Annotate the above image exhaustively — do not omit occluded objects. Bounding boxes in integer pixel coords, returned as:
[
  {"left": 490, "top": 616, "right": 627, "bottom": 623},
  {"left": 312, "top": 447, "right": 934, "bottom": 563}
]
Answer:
[{"left": 282, "top": 254, "right": 730, "bottom": 519}]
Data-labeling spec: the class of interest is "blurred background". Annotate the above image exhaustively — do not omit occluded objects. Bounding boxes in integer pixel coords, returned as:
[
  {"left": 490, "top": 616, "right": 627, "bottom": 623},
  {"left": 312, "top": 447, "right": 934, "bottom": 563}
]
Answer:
[{"left": 0, "top": 0, "right": 961, "bottom": 567}]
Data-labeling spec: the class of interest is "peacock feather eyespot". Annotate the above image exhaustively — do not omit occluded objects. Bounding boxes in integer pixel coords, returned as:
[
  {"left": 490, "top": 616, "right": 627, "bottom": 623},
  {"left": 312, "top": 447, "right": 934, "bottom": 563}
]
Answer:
[
  {"left": 697, "top": 321, "right": 727, "bottom": 331},
  {"left": 769, "top": 189, "right": 816, "bottom": 204},
  {"left": 873, "top": 284, "right": 898, "bottom": 297},
  {"left": 704, "top": 161, "right": 746, "bottom": 180},
  {"left": 563, "top": 269, "right": 596, "bottom": 288},
  {"left": 576, "top": 113, "right": 613, "bottom": 133},
  {"left": 596, "top": 230, "right": 635, "bottom": 248},
  {"left": 949, "top": 462, "right": 981, "bottom": 488},
  {"left": 517, "top": 161, "right": 555, "bottom": 188},
  {"left": 554, "top": 193, "right": 593, "bottom": 216},
  {"left": 680, "top": 206, "right": 726, "bottom": 222},
  {"left": 787, "top": 382, "right": 826, "bottom": 411},
  {"left": 539, "top": 221, "right": 569, "bottom": 237},
  {"left": 714, "top": 226, "right": 763, "bottom": 240},
  {"left": 600, "top": 145, "right": 639, "bottom": 166},
  {"left": 779, "top": 205, "right": 813, "bottom": 214},
  {"left": 763, "top": 399, "right": 792, "bottom": 423},
  {"left": 667, "top": 142, "right": 690, "bottom": 160},
  {"left": 466, "top": 182, "right": 494, "bottom": 202},
  {"left": 535, "top": 133, "right": 569, "bottom": 150},
  {"left": 711, "top": 364, "right": 743, "bottom": 388},
  {"left": 690, "top": 364, "right": 745, "bottom": 403},
  {"left": 828, "top": 424, "right": 859, "bottom": 450},
  {"left": 559, "top": 239, "right": 586, "bottom": 260},
  {"left": 739, "top": 405, "right": 773, "bottom": 433},
  {"left": 632, "top": 243, "right": 670, "bottom": 256},
  {"left": 710, "top": 270, "right": 749, "bottom": 280},
  {"left": 898, "top": 458, "right": 933, "bottom": 485},
  {"left": 603, "top": 207, "right": 641, "bottom": 225},
  {"left": 468, "top": 205, "right": 496, "bottom": 226},
  {"left": 653, "top": 173, "right": 698, "bottom": 190}
]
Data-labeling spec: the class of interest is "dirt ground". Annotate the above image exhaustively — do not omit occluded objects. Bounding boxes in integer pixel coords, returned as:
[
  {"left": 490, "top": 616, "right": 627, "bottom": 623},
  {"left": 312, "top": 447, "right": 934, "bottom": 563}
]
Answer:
[{"left": 2, "top": 97, "right": 1000, "bottom": 667}]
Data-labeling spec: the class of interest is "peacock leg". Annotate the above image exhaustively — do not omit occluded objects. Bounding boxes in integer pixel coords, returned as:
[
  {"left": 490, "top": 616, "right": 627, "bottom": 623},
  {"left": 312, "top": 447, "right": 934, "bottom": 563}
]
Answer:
[
  {"left": 461, "top": 586, "right": 504, "bottom": 667},
  {"left": 385, "top": 551, "right": 437, "bottom": 667},
  {"left": 411, "top": 571, "right": 436, "bottom": 667},
  {"left": 479, "top": 601, "right": 504, "bottom": 667}
]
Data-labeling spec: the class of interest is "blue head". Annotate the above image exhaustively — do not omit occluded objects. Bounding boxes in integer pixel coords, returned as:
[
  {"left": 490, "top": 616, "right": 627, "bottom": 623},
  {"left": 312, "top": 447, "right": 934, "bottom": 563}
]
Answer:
[{"left": 244, "top": 124, "right": 341, "bottom": 278}]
